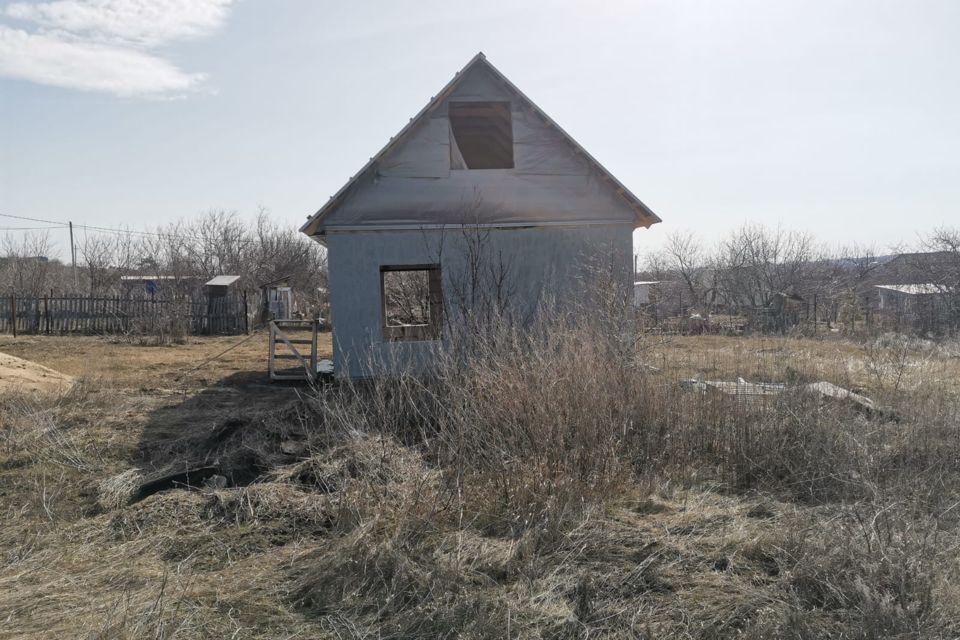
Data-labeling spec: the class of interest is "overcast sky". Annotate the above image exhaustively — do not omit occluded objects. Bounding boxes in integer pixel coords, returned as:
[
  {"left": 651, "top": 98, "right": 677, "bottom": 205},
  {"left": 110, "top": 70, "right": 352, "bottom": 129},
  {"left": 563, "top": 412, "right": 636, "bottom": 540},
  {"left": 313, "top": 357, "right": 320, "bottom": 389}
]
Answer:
[{"left": 1, "top": 0, "right": 958, "bottom": 259}]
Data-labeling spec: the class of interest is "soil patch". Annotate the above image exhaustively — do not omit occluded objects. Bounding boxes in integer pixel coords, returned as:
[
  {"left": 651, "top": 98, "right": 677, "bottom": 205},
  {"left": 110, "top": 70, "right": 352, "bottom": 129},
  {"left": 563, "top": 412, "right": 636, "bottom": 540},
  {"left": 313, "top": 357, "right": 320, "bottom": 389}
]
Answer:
[{"left": 0, "top": 351, "right": 73, "bottom": 394}]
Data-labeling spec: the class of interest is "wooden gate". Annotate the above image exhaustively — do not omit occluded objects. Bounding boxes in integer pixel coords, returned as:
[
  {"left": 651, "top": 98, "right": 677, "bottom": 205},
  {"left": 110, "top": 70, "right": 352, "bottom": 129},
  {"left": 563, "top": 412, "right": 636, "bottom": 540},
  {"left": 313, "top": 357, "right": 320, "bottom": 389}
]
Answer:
[{"left": 268, "top": 319, "right": 319, "bottom": 382}]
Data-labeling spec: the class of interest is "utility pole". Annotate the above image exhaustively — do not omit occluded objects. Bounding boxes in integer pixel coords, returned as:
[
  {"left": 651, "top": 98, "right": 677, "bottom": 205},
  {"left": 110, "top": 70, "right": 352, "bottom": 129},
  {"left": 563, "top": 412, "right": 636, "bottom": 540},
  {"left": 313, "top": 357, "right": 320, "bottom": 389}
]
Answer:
[{"left": 69, "top": 221, "right": 78, "bottom": 290}]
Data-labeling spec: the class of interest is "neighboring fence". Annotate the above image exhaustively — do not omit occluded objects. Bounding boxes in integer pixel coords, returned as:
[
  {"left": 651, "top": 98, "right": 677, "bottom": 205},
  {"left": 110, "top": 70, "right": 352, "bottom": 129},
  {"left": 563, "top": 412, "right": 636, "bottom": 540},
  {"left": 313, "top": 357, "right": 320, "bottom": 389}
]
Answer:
[{"left": 0, "top": 293, "right": 248, "bottom": 336}]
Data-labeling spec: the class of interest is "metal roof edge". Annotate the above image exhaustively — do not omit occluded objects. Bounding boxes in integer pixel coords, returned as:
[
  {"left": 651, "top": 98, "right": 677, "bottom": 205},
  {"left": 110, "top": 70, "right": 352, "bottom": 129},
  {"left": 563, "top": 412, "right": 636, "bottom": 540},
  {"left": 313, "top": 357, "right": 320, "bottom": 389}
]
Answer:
[{"left": 301, "top": 53, "right": 488, "bottom": 237}]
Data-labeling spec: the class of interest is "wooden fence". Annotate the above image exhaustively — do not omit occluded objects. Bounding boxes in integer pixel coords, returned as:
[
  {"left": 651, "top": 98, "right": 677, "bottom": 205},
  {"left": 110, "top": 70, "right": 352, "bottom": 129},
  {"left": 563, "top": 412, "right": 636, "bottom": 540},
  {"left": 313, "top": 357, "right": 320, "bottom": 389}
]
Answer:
[{"left": 0, "top": 293, "right": 248, "bottom": 336}]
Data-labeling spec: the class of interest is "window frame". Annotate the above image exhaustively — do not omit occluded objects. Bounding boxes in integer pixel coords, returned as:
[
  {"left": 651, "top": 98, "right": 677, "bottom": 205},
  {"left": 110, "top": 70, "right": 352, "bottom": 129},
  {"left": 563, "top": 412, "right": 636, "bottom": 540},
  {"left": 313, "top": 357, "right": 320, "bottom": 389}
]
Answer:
[{"left": 379, "top": 264, "right": 443, "bottom": 342}]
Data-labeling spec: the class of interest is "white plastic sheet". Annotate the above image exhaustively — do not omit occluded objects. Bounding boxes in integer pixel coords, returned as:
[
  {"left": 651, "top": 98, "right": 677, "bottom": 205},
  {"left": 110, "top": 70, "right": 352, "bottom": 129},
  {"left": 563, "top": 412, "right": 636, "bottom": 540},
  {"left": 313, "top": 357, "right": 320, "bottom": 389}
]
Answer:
[{"left": 305, "top": 59, "right": 654, "bottom": 235}]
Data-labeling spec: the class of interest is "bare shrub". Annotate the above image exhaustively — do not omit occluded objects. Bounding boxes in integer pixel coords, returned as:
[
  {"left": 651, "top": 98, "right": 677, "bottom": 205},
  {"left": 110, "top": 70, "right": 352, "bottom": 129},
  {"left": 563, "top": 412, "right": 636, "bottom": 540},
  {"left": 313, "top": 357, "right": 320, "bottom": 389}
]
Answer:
[
  {"left": 123, "top": 306, "right": 189, "bottom": 346},
  {"left": 293, "top": 347, "right": 960, "bottom": 635},
  {"left": 746, "top": 504, "right": 960, "bottom": 638}
]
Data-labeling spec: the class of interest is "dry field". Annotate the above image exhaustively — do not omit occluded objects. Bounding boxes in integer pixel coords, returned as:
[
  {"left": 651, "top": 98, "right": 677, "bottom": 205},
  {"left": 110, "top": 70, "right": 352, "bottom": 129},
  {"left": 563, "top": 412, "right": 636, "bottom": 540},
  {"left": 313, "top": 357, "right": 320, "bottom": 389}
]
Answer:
[
  {"left": 0, "top": 331, "right": 333, "bottom": 390},
  {"left": 1, "top": 328, "right": 959, "bottom": 638}
]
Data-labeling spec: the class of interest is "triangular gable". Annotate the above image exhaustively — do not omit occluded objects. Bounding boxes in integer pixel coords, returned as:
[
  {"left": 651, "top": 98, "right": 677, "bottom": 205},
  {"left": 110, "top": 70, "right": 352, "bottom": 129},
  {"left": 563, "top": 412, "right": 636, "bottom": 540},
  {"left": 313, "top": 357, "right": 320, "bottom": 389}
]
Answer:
[{"left": 301, "top": 53, "right": 661, "bottom": 237}]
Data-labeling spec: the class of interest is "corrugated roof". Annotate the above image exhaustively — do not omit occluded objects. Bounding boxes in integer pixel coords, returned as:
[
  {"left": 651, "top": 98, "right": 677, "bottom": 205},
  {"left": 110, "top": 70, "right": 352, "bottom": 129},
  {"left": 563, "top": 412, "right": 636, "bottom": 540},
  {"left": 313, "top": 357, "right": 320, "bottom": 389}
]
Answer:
[
  {"left": 205, "top": 275, "right": 241, "bottom": 287},
  {"left": 875, "top": 284, "right": 954, "bottom": 295},
  {"left": 120, "top": 275, "right": 189, "bottom": 282}
]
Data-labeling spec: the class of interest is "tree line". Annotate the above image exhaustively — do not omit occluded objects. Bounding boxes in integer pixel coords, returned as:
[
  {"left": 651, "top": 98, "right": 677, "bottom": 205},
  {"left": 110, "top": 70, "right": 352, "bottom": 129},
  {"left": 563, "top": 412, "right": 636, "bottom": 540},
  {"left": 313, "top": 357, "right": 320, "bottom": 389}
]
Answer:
[
  {"left": 641, "top": 223, "right": 960, "bottom": 326},
  {"left": 0, "top": 209, "right": 327, "bottom": 309}
]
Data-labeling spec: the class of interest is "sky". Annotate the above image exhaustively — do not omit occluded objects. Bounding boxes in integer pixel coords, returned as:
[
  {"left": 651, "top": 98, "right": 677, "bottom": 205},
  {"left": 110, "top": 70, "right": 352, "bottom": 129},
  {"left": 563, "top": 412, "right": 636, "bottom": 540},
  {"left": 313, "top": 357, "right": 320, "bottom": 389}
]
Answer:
[{"left": 1, "top": 0, "right": 959, "bottom": 260}]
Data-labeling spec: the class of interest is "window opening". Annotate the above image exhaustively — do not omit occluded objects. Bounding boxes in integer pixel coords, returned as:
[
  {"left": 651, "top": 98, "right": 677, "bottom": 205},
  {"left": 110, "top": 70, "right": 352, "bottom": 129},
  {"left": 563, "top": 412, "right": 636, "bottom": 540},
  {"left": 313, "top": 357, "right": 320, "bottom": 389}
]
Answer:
[
  {"left": 449, "top": 101, "right": 514, "bottom": 169},
  {"left": 380, "top": 265, "right": 443, "bottom": 341}
]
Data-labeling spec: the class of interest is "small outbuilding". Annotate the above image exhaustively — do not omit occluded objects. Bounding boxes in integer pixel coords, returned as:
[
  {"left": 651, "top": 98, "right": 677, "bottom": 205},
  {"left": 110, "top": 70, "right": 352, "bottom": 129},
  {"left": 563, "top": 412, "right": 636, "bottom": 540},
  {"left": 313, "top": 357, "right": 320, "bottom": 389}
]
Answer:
[
  {"left": 205, "top": 275, "right": 241, "bottom": 297},
  {"left": 633, "top": 281, "right": 661, "bottom": 307},
  {"left": 259, "top": 276, "right": 295, "bottom": 322},
  {"left": 203, "top": 276, "right": 240, "bottom": 298},
  {"left": 203, "top": 275, "right": 244, "bottom": 334},
  {"left": 765, "top": 291, "right": 806, "bottom": 332}
]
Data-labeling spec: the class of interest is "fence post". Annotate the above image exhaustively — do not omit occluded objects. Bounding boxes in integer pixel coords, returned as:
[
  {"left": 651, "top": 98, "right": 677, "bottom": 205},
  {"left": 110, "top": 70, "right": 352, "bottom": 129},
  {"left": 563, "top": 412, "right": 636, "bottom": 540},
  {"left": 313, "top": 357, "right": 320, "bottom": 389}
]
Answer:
[
  {"left": 10, "top": 293, "right": 16, "bottom": 338},
  {"left": 812, "top": 294, "right": 817, "bottom": 335},
  {"left": 243, "top": 290, "right": 249, "bottom": 334}
]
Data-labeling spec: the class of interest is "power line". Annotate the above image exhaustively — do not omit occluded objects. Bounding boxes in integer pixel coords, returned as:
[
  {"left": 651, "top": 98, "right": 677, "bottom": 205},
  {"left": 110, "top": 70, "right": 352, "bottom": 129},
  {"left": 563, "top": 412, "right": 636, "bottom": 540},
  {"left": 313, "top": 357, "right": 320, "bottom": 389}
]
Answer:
[
  {"left": 0, "top": 213, "right": 68, "bottom": 227},
  {"left": 0, "top": 212, "right": 174, "bottom": 239},
  {"left": 0, "top": 212, "right": 320, "bottom": 249}
]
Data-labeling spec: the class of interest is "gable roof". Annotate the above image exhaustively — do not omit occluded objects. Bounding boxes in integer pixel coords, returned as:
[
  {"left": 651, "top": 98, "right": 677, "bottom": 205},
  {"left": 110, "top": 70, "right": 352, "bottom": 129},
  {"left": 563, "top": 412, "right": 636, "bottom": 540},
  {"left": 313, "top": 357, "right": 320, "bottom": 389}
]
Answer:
[{"left": 301, "top": 53, "right": 661, "bottom": 238}]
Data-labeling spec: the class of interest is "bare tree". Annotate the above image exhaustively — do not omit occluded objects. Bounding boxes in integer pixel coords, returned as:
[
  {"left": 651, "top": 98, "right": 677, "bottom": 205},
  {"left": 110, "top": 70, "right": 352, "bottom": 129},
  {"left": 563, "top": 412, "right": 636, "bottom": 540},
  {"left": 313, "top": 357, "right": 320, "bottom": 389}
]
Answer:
[
  {"left": 192, "top": 210, "right": 248, "bottom": 279},
  {"left": 0, "top": 231, "right": 55, "bottom": 296},
  {"left": 422, "top": 193, "right": 519, "bottom": 338},
  {"left": 712, "top": 223, "right": 816, "bottom": 312},
  {"left": 920, "top": 227, "right": 960, "bottom": 286},
  {"left": 652, "top": 230, "right": 709, "bottom": 312}
]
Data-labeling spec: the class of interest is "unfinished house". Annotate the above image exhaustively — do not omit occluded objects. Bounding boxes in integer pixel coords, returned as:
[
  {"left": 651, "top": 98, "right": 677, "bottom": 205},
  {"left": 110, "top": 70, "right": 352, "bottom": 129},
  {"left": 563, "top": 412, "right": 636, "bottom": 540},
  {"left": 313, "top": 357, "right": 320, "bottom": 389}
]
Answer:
[{"left": 301, "top": 53, "right": 661, "bottom": 378}]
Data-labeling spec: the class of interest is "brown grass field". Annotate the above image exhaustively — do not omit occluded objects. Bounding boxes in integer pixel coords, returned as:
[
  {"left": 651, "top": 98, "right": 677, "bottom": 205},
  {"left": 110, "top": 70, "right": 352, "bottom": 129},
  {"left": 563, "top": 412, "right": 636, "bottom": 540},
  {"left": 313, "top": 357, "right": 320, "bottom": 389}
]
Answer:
[
  {"left": 0, "top": 330, "right": 333, "bottom": 389},
  {"left": 1, "top": 327, "right": 959, "bottom": 638}
]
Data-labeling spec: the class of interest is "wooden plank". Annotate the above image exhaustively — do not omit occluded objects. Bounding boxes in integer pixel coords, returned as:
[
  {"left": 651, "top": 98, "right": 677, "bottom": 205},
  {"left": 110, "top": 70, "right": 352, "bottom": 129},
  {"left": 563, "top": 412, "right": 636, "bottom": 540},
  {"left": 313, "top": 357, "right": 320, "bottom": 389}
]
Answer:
[
  {"left": 274, "top": 332, "right": 311, "bottom": 372},
  {"left": 268, "top": 321, "right": 276, "bottom": 379},
  {"left": 0, "top": 293, "right": 247, "bottom": 337},
  {"left": 311, "top": 319, "right": 318, "bottom": 373},
  {"left": 269, "top": 320, "right": 314, "bottom": 381}
]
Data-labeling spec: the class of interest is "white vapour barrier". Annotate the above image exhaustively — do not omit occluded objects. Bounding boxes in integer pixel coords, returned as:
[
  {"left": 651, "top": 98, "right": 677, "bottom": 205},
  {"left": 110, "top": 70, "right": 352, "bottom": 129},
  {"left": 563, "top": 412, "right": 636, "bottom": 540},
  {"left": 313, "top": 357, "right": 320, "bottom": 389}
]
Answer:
[{"left": 303, "top": 57, "right": 658, "bottom": 236}]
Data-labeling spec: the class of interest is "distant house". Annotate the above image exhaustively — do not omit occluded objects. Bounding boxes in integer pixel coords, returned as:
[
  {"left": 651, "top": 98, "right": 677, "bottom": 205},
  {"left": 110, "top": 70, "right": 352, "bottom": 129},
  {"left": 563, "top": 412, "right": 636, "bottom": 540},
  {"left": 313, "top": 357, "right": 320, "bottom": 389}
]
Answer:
[
  {"left": 876, "top": 283, "right": 954, "bottom": 305},
  {"left": 119, "top": 275, "right": 200, "bottom": 299},
  {"left": 867, "top": 251, "right": 959, "bottom": 290},
  {"left": 632, "top": 281, "right": 660, "bottom": 307},
  {"left": 864, "top": 250, "right": 960, "bottom": 333},
  {"left": 875, "top": 283, "right": 958, "bottom": 333},
  {"left": 300, "top": 53, "right": 662, "bottom": 378}
]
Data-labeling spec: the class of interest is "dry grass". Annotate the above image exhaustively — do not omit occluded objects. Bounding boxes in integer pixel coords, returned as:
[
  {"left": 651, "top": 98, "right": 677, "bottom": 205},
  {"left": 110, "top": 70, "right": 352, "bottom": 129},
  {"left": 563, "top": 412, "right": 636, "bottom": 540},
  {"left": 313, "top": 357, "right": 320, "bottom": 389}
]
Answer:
[
  {"left": 1, "top": 328, "right": 959, "bottom": 638},
  {"left": 0, "top": 329, "right": 332, "bottom": 389}
]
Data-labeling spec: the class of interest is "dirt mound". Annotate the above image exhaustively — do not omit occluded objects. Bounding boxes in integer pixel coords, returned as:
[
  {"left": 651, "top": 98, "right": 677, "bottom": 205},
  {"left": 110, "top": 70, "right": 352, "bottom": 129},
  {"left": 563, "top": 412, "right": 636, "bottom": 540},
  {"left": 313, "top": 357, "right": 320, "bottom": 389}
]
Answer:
[{"left": 0, "top": 351, "right": 73, "bottom": 394}]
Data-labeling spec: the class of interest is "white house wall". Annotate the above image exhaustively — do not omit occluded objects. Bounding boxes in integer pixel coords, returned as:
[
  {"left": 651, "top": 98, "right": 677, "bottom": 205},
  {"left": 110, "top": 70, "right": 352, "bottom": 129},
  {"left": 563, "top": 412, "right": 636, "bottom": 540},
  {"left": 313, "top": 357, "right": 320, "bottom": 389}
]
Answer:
[{"left": 326, "top": 224, "right": 632, "bottom": 378}]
